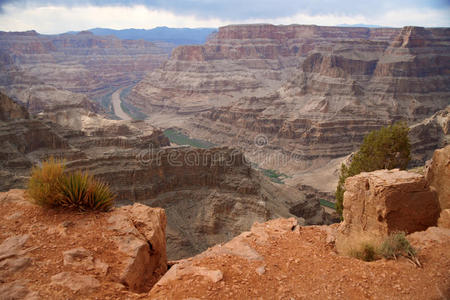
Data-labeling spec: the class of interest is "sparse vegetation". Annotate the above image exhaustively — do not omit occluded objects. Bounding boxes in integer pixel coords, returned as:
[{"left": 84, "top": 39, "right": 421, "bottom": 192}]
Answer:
[
  {"left": 336, "top": 122, "right": 411, "bottom": 218},
  {"left": 27, "top": 157, "right": 114, "bottom": 211},
  {"left": 350, "top": 242, "right": 377, "bottom": 262},
  {"left": 58, "top": 171, "right": 114, "bottom": 211},
  {"left": 347, "top": 232, "right": 420, "bottom": 266},
  {"left": 379, "top": 232, "right": 420, "bottom": 266}
]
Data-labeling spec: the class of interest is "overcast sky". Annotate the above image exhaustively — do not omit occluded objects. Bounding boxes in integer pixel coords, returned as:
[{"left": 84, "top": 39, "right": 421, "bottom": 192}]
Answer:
[{"left": 0, "top": 0, "right": 449, "bottom": 34}]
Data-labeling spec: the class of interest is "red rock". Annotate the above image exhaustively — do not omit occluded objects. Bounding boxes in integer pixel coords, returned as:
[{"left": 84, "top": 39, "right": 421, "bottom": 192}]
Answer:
[{"left": 336, "top": 169, "right": 440, "bottom": 252}]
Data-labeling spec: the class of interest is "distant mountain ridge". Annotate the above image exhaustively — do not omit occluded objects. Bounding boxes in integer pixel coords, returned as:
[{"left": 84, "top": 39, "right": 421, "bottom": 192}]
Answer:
[{"left": 66, "top": 27, "right": 217, "bottom": 45}]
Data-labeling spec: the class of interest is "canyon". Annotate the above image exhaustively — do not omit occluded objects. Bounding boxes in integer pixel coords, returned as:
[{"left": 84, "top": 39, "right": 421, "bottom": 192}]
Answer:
[
  {"left": 0, "top": 30, "right": 172, "bottom": 114},
  {"left": 0, "top": 23, "right": 449, "bottom": 299},
  {"left": 128, "top": 24, "right": 449, "bottom": 192},
  {"left": 0, "top": 24, "right": 448, "bottom": 260},
  {"left": 0, "top": 92, "right": 328, "bottom": 260}
]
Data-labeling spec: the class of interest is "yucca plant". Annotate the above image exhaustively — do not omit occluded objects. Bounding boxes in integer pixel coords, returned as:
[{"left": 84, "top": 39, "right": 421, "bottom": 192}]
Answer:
[
  {"left": 58, "top": 171, "right": 90, "bottom": 209},
  {"left": 27, "top": 157, "right": 65, "bottom": 207},
  {"left": 58, "top": 171, "right": 115, "bottom": 211},
  {"left": 85, "top": 178, "right": 115, "bottom": 211}
]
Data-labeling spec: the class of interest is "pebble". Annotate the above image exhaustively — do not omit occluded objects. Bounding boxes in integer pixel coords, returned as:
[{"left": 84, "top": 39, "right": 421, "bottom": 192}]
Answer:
[{"left": 256, "top": 266, "right": 266, "bottom": 275}]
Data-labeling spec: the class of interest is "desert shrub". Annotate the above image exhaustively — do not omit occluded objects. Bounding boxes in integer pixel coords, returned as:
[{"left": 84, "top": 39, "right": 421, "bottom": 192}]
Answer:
[
  {"left": 27, "top": 157, "right": 65, "bottom": 207},
  {"left": 28, "top": 158, "right": 114, "bottom": 211},
  {"left": 379, "top": 232, "right": 416, "bottom": 260},
  {"left": 336, "top": 122, "right": 411, "bottom": 219},
  {"left": 350, "top": 242, "right": 377, "bottom": 262}
]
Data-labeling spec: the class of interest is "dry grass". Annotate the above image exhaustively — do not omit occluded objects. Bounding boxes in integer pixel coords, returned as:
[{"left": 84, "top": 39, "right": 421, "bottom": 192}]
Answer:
[
  {"left": 27, "top": 157, "right": 65, "bottom": 207},
  {"left": 337, "top": 231, "right": 420, "bottom": 266}
]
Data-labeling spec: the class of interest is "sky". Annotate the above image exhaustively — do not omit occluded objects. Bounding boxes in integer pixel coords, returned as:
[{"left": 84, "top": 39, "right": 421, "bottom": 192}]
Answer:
[{"left": 0, "top": 0, "right": 449, "bottom": 34}]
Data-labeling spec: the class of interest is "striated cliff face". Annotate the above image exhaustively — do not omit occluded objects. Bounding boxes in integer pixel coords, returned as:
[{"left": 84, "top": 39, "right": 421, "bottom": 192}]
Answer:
[
  {"left": 0, "top": 30, "right": 172, "bottom": 113},
  {"left": 0, "top": 93, "right": 327, "bottom": 260},
  {"left": 129, "top": 25, "right": 449, "bottom": 173}
]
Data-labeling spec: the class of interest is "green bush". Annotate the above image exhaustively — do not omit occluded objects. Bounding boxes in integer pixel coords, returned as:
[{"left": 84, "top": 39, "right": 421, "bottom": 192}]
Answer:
[
  {"left": 28, "top": 158, "right": 114, "bottom": 211},
  {"left": 336, "top": 122, "right": 411, "bottom": 219}
]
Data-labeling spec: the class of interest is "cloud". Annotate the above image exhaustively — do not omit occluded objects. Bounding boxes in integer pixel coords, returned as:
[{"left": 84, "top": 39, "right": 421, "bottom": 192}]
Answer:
[
  {"left": 0, "top": 4, "right": 230, "bottom": 33},
  {"left": 0, "top": 1, "right": 448, "bottom": 33},
  {"left": 1, "top": 0, "right": 449, "bottom": 20}
]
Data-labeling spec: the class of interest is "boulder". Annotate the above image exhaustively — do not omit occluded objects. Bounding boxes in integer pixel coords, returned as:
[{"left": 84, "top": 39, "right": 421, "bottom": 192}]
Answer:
[
  {"left": 425, "top": 145, "right": 450, "bottom": 210},
  {"left": 336, "top": 169, "right": 440, "bottom": 252},
  {"left": 125, "top": 204, "right": 167, "bottom": 275},
  {"left": 108, "top": 203, "right": 167, "bottom": 292}
]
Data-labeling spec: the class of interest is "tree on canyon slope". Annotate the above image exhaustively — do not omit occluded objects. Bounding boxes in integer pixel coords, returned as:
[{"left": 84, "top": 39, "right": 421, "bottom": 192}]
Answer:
[{"left": 335, "top": 122, "right": 411, "bottom": 219}]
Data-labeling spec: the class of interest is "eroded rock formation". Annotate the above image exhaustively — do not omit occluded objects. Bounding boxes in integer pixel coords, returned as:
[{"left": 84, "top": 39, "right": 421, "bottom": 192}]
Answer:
[
  {"left": 1, "top": 164, "right": 449, "bottom": 299},
  {"left": 129, "top": 24, "right": 449, "bottom": 173}
]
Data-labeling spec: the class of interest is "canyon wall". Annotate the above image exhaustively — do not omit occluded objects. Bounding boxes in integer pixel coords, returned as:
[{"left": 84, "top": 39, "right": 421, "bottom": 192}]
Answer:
[
  {"left": 0, "top": 30, "right": 172, "bottom": 113},
  {"left": 129, "top": 24, "right": 449, "bottom": 172}
]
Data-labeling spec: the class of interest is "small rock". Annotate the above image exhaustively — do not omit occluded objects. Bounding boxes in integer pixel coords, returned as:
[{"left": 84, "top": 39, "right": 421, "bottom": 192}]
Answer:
[{"left": 256, "top": 266, "right": 265, "bottom": 275}]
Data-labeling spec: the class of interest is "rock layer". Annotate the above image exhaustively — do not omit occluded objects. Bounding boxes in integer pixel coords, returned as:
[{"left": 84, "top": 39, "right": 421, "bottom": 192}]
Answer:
[{"left": 129, "top": 24, "right": 450, "bottom": 171}]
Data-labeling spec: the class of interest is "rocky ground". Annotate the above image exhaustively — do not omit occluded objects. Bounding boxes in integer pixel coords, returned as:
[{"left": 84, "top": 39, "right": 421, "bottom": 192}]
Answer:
[
  {"left": 0, "top": 190, "right": 166, "bottom": 299},
  {"left": 1, "top": 190, "right": 449, "bottom": 300},
  {"left": 1, "top": 146, "right": 449, "bottom": 299},
  {"left": 150, "top": 220, "right": 450, "bottom": 300}
]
